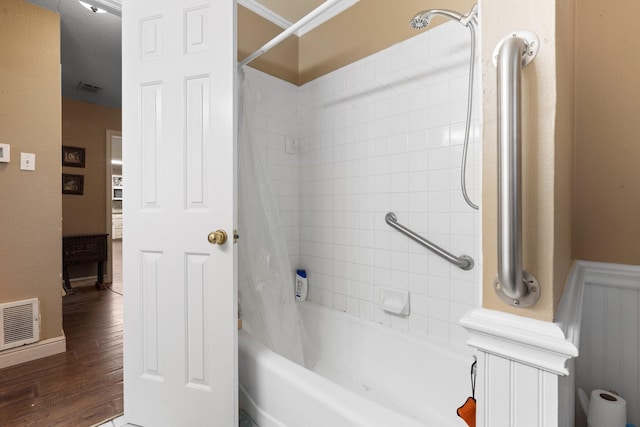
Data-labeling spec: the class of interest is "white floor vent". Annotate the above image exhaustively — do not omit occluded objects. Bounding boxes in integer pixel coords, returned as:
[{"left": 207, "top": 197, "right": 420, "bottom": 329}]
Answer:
[{"left": 0, "top": 298, "right": 39, "bottom": 351}]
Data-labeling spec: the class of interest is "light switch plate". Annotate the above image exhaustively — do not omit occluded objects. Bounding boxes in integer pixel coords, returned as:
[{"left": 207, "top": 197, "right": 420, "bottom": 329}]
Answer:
[
  {"left": 0, "top": 143, "right": 9, "bottom": 163},
  {"left": 20, "top": 152, "right": 36, "bottom": 171}
]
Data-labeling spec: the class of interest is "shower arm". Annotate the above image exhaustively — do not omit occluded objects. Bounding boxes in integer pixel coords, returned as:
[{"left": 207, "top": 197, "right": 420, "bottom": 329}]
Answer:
[{"left": 493, "top": 32, "right": 541, "bottom": 308}]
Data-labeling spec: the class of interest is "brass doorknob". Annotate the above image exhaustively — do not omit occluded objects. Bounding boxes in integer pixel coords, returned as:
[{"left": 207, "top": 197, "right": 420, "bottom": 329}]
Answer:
[{"left": 208, "top": 229, "right": 227, "bottom": 245}]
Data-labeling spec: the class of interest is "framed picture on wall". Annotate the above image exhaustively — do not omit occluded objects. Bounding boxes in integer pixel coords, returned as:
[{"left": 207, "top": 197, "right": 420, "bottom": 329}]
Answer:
[
  {"left": 62, "top": 173, "right": 84, "bottom": 195},
  {"left": 112, "top": 174, "right": 123, "bottom": 200},
  {"left": 62, "top": 145, "right": 85, "bottom": 168}
]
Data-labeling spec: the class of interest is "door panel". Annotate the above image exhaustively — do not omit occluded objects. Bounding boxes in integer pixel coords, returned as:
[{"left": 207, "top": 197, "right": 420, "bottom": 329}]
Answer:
[{"left": 122, "top": 1, "right": 237, "bottom": 425}]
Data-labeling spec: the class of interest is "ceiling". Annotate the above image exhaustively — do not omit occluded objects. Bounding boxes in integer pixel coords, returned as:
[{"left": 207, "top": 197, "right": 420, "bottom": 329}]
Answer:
[
  {"left": 26, "top": 0, "right": 350, "bottom": 109},
  {"left": 28, "top": 0, "right": 122, "bottom": 108}
]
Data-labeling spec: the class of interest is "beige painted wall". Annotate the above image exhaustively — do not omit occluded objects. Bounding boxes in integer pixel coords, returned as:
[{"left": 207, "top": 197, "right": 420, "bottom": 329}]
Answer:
[
  {"left": 481, "top": 0, "right": 575, "bottom": 321},
  {"left": 0, "top": 0, "right": 62, "bottom": 341},
  {"left": 62, "top": 98, "right": 121, "bottom": 281},
  {"left": 240, "top": 0, "right": 474, "bottom": 85},
  {"left": 238, "top": 5, "right": 298, "bottom": 84},
  {"left": 574, "top": 0, "right": 640, "bottom": 265},
  {"left": 554, "top": 0, "right": 576, "bottom": 310},
  {"left": 62, "top": 100, "right": 121, "bottom": 228},
  {"left": 298, "top": 0, "right": 473, "bottom": 84}
]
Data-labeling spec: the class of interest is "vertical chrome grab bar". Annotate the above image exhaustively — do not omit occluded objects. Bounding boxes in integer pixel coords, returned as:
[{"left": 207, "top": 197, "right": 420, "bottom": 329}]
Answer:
[{"left": 493, "top": 32, "right": 540, "bottom": 308}]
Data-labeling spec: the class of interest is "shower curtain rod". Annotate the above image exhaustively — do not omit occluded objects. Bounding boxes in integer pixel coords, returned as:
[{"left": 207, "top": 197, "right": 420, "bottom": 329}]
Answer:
[{"left": 238, "top": 0, "right": 345, "bottom": 68}]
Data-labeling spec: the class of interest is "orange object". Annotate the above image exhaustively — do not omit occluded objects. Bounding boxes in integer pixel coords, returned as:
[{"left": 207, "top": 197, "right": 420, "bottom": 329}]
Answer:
[{"left": 457, "top": 396, "right": 476, "bottom": 427}]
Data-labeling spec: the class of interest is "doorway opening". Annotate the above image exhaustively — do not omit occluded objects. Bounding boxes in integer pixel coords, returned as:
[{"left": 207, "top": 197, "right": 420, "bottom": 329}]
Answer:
[{"left": 106, "top": 130, "right": 123, "bottom": 296}]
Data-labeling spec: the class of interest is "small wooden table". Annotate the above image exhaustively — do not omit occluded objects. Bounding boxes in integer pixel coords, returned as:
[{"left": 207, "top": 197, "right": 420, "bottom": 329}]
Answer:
[{"left": 63, "top": 234, "right": 109, "bottom": 294}]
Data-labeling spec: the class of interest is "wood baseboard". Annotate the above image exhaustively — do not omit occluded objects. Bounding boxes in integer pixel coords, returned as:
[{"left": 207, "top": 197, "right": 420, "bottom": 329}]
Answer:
[
  {"left": 70, "top": 276, "right": 100, "bottom": 287},
  {"left": 0, "top": 334, "right": 66, "bottom": 369}
]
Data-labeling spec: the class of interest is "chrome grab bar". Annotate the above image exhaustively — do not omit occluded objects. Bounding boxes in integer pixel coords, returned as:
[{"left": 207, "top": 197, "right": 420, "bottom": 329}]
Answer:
[
  {"left": 492, "top": 32, "right": 541, "bottom": 308},
  {"left": 385, "top": 212, "right": 474, "bottom": 271}
]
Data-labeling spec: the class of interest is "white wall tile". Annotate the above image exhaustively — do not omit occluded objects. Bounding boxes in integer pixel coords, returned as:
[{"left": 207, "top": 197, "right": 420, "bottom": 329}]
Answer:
[
  {"left": 333, "top": 293, "right": 346, "bottom": 312},
  {"left": 429, "top": 275, "right": 450, "bottom": 300},
  {"left": 428, "top": 297, "right": 450, "bottom": 322},
  {"left": 450, "top": 279, "right": 475, "bottom": 305},
  {"left": 359, "top": 301, "right": 374, "bottom": 321},
  {"left": 409, "top": 273, "right": 428, "bottom": 295},
  {"left": 246, "top": 22, "right": 481, "bottom": 348},
  {"left": 321, "top": 289, "right": 333, "bottom": 307},
  {"left": 410, "top": 314, "right": 428, "bottom": 337},
  {"left": 390, "top": 314, "right": 409, "bottom": 332},
  {"left": 346, "top": 296, "right": 360, "bottom": 317},
  {"left": 359, "top": 281, "right": 374, "bottom": 302},
  {"left": 390, "top": 269, "right": 409, "bottom": 290},
  {"left": 374, "top": 307, "right": 391, "bottom": 327}
]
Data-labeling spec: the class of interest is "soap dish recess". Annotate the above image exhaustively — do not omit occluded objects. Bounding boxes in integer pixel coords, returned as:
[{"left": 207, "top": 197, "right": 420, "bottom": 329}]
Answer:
[{"left": 378, "top": 287, "right": 409, "bottom": 315}]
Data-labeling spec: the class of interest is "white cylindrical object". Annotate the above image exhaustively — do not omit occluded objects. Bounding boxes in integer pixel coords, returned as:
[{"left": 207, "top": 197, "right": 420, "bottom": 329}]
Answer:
[
  {"left": 587, "top": 389, "right": 626, "bottom": 427},
  {"left": 295, "top": 269, "right": 308, "bottom": 301}
]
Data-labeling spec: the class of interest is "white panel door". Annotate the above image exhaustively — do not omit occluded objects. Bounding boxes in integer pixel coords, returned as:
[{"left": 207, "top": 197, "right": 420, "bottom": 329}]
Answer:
[{"left": 122, "top": 1, "right": 237, "bottom": 425}]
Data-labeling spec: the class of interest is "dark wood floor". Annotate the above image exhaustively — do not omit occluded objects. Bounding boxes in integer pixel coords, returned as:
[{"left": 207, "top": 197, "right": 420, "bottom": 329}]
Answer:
[{"left": 0, "top": 278, "right": 123, "bottom": 425}]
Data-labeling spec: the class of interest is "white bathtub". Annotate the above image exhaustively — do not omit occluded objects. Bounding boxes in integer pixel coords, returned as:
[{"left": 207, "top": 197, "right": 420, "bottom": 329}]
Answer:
[{"left": 239, "top": 302, "right": 474, "bottom": 427}]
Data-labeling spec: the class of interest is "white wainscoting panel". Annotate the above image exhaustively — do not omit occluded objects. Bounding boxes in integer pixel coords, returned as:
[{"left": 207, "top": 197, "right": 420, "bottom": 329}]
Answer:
[
  {"left": 463, "top": 261, "right": 640, "bottom": 427},
  {"left": 461, "top": 261, "right": 585, "bottom": 427},
  {"left": 575, "top": 262, "right": 640, "bottom": 427},
  {"left": 477, "top": 352, "right": 559, "bottom": 427}
]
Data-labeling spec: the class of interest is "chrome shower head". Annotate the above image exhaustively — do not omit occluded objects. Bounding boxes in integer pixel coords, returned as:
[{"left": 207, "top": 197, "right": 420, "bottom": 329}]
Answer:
[
  {"left": 410, "top": 12, "right": 431, "bottom": 29},
  {"left": 410, "top": 5, "right": 477, "bottom": 29}
]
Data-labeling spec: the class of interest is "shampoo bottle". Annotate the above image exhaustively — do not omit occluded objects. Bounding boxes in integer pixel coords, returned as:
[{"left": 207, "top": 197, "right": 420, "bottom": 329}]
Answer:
[{"left": 295, "top": 269, "right": 308, "bottom": 301}]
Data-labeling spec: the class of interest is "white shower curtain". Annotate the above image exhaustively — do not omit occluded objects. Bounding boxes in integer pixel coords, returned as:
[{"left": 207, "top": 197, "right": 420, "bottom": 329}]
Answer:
[{"left": 237, "top": 69, "right": 305, "bottom": 366}]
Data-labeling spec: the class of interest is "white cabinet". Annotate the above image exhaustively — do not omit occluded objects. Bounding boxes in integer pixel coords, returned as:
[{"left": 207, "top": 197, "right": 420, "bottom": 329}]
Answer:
[{"left": 112, "top": 213, "right": 123, "bottom": 239}]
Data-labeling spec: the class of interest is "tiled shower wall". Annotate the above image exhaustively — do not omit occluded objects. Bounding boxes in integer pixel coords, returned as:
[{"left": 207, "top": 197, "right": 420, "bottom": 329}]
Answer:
[{"left": 245, "top": 21, "right": 482, "bottom": 348}]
